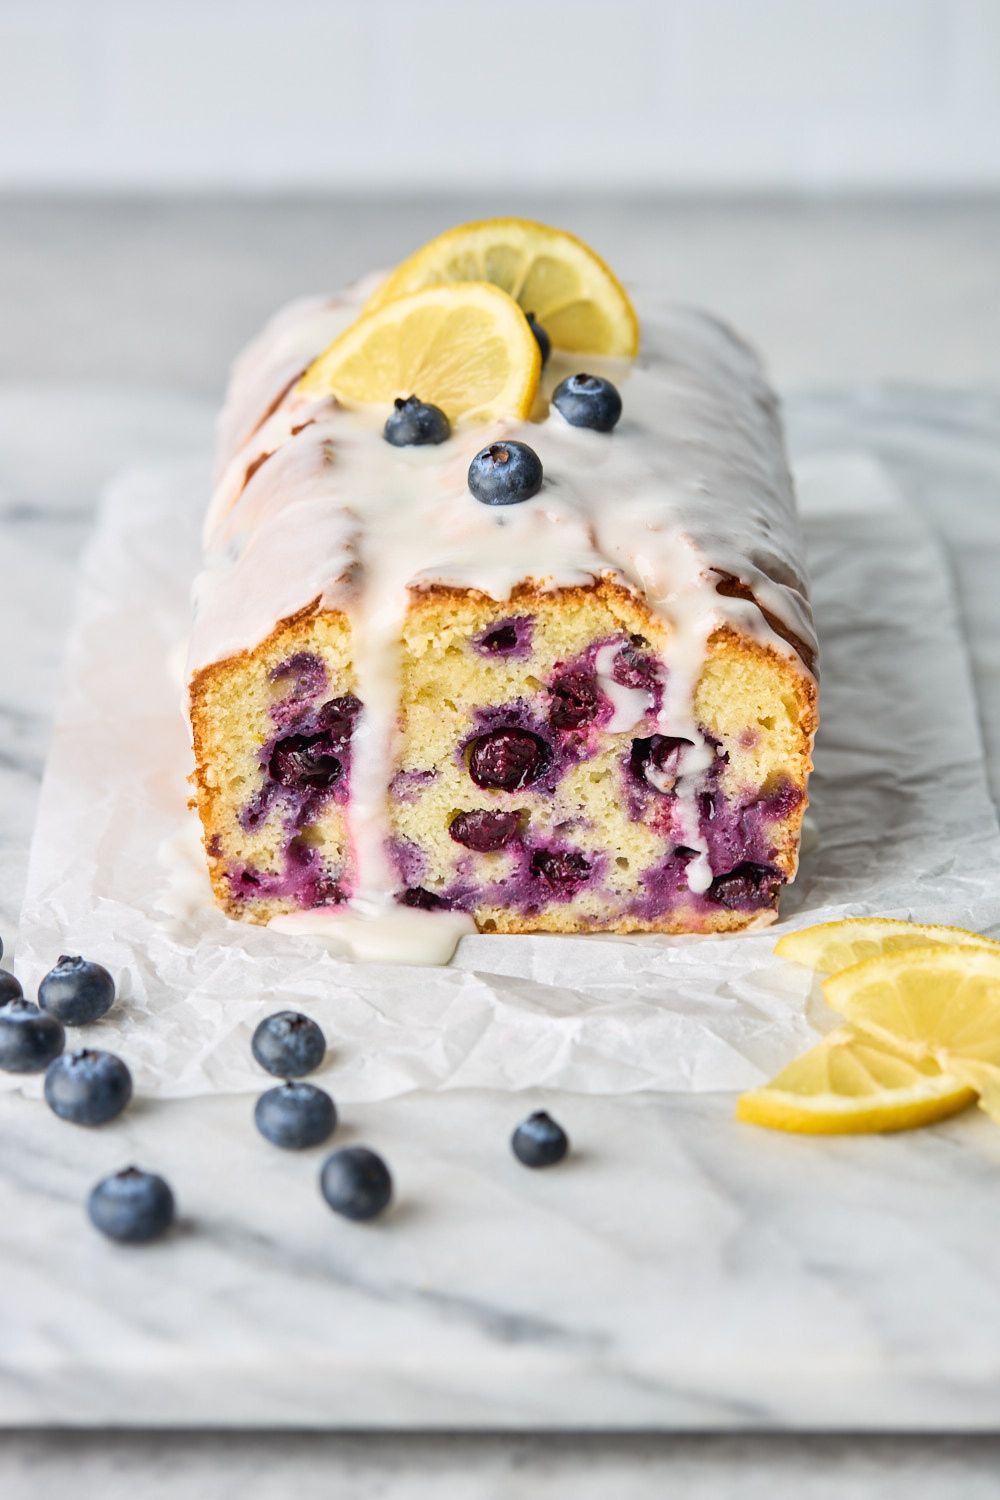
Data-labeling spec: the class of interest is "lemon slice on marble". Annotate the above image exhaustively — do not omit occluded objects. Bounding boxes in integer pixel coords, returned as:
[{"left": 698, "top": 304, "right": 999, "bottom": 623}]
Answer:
[
  {"left": 298, "top": 282, "right": 540, "bottom": 422},
  {"left": 823, "top": 946, "right": 1000, "bottom": 1100},
  {"left": 775, "top": 918, "right": 1000, "bottom": 976},
  {"left": 366, "top": 218, "right": 639, "bottom": 357},
  {"left": 736, "top": 1026, "right": 975, "bottom": 1134}
]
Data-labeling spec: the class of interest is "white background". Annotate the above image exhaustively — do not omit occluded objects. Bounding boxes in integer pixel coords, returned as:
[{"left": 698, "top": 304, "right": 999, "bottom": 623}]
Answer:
[{"left": 2, "top": 0, "right": 1000, "bottom": 192}]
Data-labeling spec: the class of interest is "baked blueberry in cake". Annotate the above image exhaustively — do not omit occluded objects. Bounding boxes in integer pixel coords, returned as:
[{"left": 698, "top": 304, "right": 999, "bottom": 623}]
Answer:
[{"left": 188, "top": 219, "right": 817, "bottom": 954}]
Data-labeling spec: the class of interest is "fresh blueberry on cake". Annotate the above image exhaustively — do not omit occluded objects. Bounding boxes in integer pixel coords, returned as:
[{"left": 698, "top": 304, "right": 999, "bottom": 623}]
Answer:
[
  {"left": 552, "top": 372, "right": 623, "bottom": 432},
  {"left": 44, "top": 1048, "right": 133, "bottom": 1125},
  {"left": 87, "top": 1167, "right": 175, "bottom": 1244},
  {"left": 187, "top": 218, "right": 817, "bottom": 956},
  {"left": 468, "top": 440, "right": 544, "bottom": 507},
  {"left": 254, "top": 1080, "right": 337, "bottom": 1149},
  {"left": 320, "top": 1145, "right": 393, "bottom": 1221},
  {"left": 383, "top": 394, "right": 451, "bottom": 447},
  {"left": 524, "top": 311, "right": 551, "bottom": 366},
  {"left": 511, "top": 1110, "right": 569, "bottom": 1167},
  {"left": 251, "top": 1010, "right": 326, "bottom": 1077},
  {"left": 0, "top": 997, "right": 65, "bottom": 1073},
  {"left": 38, "top": 955, "right": 116, "bottom": 1025},
  {"left": 0, "top": 968, "right": 22, "bottom": 1003}
]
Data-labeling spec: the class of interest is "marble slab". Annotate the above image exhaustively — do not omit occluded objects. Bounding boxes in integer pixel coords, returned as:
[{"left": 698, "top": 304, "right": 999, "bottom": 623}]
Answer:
[{"left": 2, "top": 385, "right": 1000, "bottom": 1430}]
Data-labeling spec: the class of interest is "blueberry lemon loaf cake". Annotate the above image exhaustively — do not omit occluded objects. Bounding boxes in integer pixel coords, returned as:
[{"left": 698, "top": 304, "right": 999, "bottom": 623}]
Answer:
[{"left": 188, "top": 219, "right": 817, "bottom": 952}]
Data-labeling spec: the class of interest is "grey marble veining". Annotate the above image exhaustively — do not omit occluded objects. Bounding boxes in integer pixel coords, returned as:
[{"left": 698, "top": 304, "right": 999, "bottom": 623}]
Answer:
[{"left": 1, "top": 384, "right": 1000, "bottom": 1440}]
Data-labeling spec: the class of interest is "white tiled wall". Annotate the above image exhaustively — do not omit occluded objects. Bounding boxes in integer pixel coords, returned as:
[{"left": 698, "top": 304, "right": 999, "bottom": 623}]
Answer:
[{"left": 2, "top": 0, "right": 999, "bottom": 190}]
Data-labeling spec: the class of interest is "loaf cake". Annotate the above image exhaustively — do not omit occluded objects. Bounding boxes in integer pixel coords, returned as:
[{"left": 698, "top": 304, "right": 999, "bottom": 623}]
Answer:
[{"left": 187, "top": 220, "right": 817, "bottom": 955}]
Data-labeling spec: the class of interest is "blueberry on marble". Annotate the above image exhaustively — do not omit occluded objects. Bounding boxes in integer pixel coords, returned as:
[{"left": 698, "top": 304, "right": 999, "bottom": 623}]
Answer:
[
  {"left": 0, "top": 997, "right": 64, "bottom": 1074},
  {"left": 252, "top": 1010, "right": 326, "bottom": 1078},
  {"left": 468, "top": 728, "right": 551, "bottom": 791},
  {"left": 525, "top": 311, "right": 551, "bottom": 366},
  {"left": 511, "top": 1110, "right": 569, "bottom": 1168},
  {"left": 255, "top": 1081, "right": 337, "bottom": 1150},
  {"left": 39, "top": 955, "right": 116, "bottom": 1025},
  {"left": 320, "top": 1145, "right": 393, "bottom": 1221},
  {"left": 87, "top": 1167, "right": 175, "bottom": 1244},
  {"left": 468, "top": 441, "right": 543, "bottom": 506},
  {"left": 384, "top": 394, "right": 451, "bottom": 448},
  {"left": 552, "top": 373, "right": 622, "bottom": 432},
  {"left": 0, "top": 968, "right": 22, "bottom": 1003},
  {"left": 449, "top": 809, "right": 522, "bottom": 852},
  {"left": 45, "top": 1048, "right": 132, "bottom": 1125}
]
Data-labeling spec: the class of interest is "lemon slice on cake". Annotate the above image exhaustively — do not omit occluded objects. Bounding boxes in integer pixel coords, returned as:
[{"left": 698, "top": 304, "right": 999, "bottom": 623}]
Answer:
[
  {"left": 737, "top": 1026, "right": 975, "bottom": 1134},
  {"left": 823, "top": 945, "right": 1000, "bottom": 1105},
  {"left": 366, "top": 218, "right": 639, "bottom": 358},
  {"left": 775, "top": 918, "right": 1000, "bottom": 976},
  {"left": 299, "top": 282, "right": 540, "bottom": 423}
]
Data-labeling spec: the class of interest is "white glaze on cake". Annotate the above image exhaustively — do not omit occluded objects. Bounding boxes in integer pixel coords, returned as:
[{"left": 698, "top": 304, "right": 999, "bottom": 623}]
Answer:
[{"left": 189, "top": 286, "right": 815, "bottom": 961}]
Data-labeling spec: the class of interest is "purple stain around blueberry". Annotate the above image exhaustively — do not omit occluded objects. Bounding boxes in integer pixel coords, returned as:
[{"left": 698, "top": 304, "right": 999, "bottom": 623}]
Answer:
[
  {"left": 524, "top": 311, "right": 550, "bottom": 366},
  {"left": 87, "top": 1166, "right": 175, "bottom": 1244},
  {"left": 511, "top": 1110, "right": 569, "bottom": 1168},
  {"left": 38, "top": 955, "right": 115, "bottom": 1026},
  {"left": 255, "top": 1081, "right": 337, "bottom": 1150},
  {"left": 0, "top": 996, "right": 64, "bottom": 1074},
  {"left": 44, "top": 1048, "right": 133, "bottom": 1126},
  {"left": 468, "top": 441, "right": 543, "bottom": 507},
  {"left": 467, "top": 728, "right": 551, "bottom": 791},
  {"left": 320, "top": 1145, "right": 393, "bottom": 1221},
  {"left": 252, "top": 1010, "right": 327, "bottom": 1078},
  {"left": 383, "top": 394, "right": 451, "bottom": 448},
  {"left": 552, "top": 373, "right": 622, "bottom": 432}
]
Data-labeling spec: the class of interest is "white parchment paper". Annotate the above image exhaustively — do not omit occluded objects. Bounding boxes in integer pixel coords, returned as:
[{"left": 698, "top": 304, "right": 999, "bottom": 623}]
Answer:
[{"left": 11, "top": 440, "right": 1000, "bottom": 1100}]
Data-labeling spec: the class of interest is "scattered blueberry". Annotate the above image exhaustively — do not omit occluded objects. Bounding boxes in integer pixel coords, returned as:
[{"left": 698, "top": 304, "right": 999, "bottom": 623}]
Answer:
[
  {"left": 384, "top": 394, "right": 451, "bottom": 447},
  {"left": 708, "top": 862, "right": 783, "bottom": 910},
  {"left": 87, "top": 1167, "right": 175, "bottom": 1244},
  {"left": 0, "top": 997, "right": 64, "bottom": 1073},
  {"left": 511, "top": 1110, "right": 569, "bottom": 1168},
  {"left": 468, "top": 728, "right": 551, "bottom": 791},
  {"left": 529, "top": 849, "right": 592, "bottom": 888},
  {"left": 525, "top": 310, "right": 550, "bottom": 366},
  {"left": 552, "top": 373, "right": 622, "bottom": 432},
  {"left": 0, "top": 968, "right": 23, "bottom": 1003},
  {"left": 39, "top": 955, "right": 115, "bottom": 1025},
  {"left": 549, "top": 671, "right": 602, "bottom": 730},
  {"left": 252, "top": 1010, "right": 326, "bottom": 1078},
  {"left": 320, "top": 1146, "right": 393, "bottom": 1221},
  {"left": 612, "top": 636, "right": 659, "bottom": 692},
  {"left": 449, "top": 809, "right": 523, "bottom": 852},
  {"left": 45, "top": 1048, "right": 132, "bottom": 1125},
  {"left": 468, "top": 441, "right": 543, "bottom": 506},
  {"left": 317, "top": 694, "right": 362, "bottom": 747},
  {"left": 255, "top": 1081, "right": 337, "bottom": 1150}
]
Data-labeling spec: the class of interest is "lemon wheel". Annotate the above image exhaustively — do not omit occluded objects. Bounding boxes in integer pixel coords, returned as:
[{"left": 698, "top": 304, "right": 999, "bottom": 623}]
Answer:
[
  {"left": 366, "top": 218, "right": 639, "bottom": 358},
  {"left": 298, "top": 282, "right": 540, "bottom": 424},
  {"left": 775, "top": 917, "right": 1000, "bottom": 976}
]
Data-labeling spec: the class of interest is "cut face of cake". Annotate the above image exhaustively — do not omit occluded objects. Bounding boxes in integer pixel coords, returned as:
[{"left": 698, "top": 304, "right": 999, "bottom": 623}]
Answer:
[{"left": 187, "top": 221, "right": 817, "bottom": 954}]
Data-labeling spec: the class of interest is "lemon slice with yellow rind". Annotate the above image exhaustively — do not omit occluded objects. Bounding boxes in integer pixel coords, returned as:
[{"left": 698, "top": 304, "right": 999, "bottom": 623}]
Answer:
[
  {"left": 365, "top": 218, "right": 639, "bottom": 358},
  {"left": 823, "top": 946, "right": 1000, "bottom": 1092},
  {"left": 298, "top": 282, "right": 541, "bottom": 423},
  {"left": 775, "top": 918, "right": 1000, "bottom": 976},
  {"left": 736, "top": 1025, "right": 975, "bottom": 1134}
]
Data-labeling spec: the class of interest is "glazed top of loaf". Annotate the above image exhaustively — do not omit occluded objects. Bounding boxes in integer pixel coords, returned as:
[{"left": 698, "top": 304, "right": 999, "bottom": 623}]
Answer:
[{"left": 191, "top": 280, "right": 816, "bottom": 698}]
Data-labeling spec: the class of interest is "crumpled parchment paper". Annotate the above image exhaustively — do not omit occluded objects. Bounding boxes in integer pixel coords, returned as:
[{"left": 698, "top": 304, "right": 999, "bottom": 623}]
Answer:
[{"left": 10, "top": 437, "right": 1000, "bottom": 1100}]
